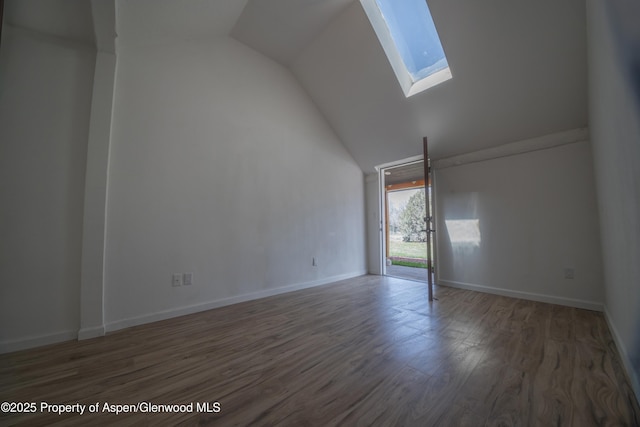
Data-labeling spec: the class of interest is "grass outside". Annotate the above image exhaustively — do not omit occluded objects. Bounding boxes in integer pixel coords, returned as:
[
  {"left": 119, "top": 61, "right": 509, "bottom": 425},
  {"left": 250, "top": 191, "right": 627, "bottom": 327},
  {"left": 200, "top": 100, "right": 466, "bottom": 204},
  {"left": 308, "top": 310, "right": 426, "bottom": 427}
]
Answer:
[
  {"left": 388, "top": 238, "right": 427, "bottom": 259},
  {"left": 392, "top": 260, "right": 428, "bottom": 269}
]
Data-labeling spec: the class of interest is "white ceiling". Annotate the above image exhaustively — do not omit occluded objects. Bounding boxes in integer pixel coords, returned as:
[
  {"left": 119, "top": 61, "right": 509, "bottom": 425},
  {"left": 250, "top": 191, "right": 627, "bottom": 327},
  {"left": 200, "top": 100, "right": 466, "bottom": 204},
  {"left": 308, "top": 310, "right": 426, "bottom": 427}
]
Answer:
[
  {"left": 3, "top": 0, "right": 589, "bottom": 174},
  {"left": 3, "top": 0, "right": 95, "bottom": 45},
  {"left": 290, "top": 0, "right": 588, "bottom": 172},
  {"left": 116, "top": 0, "right": 247, "bottom": 47},
  {"left": 231, "top": 0, "right": 353, "bottom": 66}
]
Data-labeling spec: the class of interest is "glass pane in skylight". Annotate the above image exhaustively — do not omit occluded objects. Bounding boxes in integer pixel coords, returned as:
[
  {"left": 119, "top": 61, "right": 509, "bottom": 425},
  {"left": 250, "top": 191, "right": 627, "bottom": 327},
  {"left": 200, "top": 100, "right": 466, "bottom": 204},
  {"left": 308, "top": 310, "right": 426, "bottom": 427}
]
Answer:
[{"left": 375, "top": 0, "right": 448, "bottom": 82}]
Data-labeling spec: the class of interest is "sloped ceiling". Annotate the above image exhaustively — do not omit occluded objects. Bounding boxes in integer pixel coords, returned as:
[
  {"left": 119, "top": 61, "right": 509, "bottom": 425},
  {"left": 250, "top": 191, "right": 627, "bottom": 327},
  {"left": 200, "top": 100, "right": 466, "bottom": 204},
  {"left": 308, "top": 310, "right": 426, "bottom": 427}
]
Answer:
[
  {"left": 3, "top": 0, "right": 589, "bottom": 174},
  {"left": 3, "top": 0, "right": 95, "bottom": 45},
  {"left": 235, "top": 0, "right": 588, "bottom": 173},
  {"left": 293, "top": 0, "right": 588, "bottom": 172},
  {"left": 116, "top": 0, "right": 247, "bottom": 47},
  {"left": 231, "top": 0, "right": 352, "bottom": 66}
]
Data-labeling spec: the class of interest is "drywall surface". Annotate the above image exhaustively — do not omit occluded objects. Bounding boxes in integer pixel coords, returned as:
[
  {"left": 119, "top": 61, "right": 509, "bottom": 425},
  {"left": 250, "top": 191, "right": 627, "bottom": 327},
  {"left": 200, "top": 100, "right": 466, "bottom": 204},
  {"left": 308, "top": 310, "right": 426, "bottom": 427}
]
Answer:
[
  {"left": 434, "top": 141, "right": 604, "bottom": 309},
  {"left": 105, "top": 37, "right": 366, "bottom": 326},
  {"left": 0, "top": 28, "right": 95, "bottom": 351},
  {"left": 587, "top": 0, "right": 640, "bottom": 399},
  {"left": 78, "top": 51, "right": 116, "bottom": 340},
  {"left": 365, "top": 173, "right": 381, "bottom": 275},
  {"left": 292, "top": 0, "right": 588, "bottom": 173}
]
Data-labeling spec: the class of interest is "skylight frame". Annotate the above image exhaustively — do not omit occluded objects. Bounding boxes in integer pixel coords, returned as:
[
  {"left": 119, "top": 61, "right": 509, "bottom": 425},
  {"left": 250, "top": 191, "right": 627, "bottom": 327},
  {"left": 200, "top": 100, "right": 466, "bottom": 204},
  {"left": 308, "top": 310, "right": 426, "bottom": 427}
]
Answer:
[{"left": 360, "top": 0, "right": 452, "bottom": 97}]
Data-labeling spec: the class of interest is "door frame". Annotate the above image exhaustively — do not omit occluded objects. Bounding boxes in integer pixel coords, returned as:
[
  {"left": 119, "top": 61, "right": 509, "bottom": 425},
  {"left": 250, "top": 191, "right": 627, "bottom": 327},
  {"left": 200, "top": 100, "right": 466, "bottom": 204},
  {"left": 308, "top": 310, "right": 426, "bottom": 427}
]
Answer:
[{"left": 375, "top": 154, "right": 433, "bottom": 280}]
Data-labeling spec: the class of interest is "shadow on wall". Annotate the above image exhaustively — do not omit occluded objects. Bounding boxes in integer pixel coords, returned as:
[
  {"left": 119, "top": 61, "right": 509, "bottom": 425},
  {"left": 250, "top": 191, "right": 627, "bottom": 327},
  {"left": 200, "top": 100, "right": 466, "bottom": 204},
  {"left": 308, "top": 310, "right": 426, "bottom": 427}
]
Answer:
[
  {"left": 607, "top": 0, "right": 640, "bottom": 108},
  {"left": 606, "top": 0, "right": 640, "bottom": 396}
]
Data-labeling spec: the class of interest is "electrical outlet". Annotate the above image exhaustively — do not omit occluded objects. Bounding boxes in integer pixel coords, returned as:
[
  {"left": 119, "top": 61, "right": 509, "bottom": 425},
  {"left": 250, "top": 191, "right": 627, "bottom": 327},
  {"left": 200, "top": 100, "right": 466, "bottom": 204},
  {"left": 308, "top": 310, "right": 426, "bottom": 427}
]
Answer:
[
  {"left": 183, "top": 272, "right": 193, "bottom": 286},
  {"left": 172, "top": 273, "right": 183, "bottom": 287},
  {"left": 564, "top": 268, "right": 575, "bottom": 279}
]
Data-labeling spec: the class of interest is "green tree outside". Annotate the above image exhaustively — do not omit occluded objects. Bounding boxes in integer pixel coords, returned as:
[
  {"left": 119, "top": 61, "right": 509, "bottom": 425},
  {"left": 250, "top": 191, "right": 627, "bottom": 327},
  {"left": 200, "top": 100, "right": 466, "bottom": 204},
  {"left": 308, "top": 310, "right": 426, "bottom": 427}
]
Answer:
[{"left": 399, "top": 189, "right": 426, "bottom": 242}]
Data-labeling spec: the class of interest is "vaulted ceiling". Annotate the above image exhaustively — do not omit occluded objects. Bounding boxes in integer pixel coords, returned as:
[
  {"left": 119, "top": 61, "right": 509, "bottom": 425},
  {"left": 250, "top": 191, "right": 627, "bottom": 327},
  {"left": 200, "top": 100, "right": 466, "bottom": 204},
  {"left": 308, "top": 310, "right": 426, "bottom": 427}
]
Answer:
[
  {"left": 3, "top": 0, "right": 588, "bottom": 173},
  {"left": 3, "top": 0, "right": 95, "bottom": 44}
]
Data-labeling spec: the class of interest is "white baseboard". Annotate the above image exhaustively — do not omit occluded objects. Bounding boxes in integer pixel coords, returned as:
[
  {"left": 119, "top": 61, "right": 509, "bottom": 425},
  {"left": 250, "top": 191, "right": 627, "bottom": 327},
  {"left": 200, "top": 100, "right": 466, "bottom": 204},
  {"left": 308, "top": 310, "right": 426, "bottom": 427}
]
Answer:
[
  {"left": 0, "top": 330, "right": 77, "bottom": 354},
  {"left": 603, "top": 307, "right": 640, "bottom": 404},
  {"left": 105, "top": 271, "right": 368, "bottom": 333},
  {"left": 77, "top": 325, "right": 105, "bottom": 340},
  {"left": 0, "top": 272, "right": 367, "bottom": 353},
  {"left": 438, "top": 279, "right": 603, "bottom": 311}
]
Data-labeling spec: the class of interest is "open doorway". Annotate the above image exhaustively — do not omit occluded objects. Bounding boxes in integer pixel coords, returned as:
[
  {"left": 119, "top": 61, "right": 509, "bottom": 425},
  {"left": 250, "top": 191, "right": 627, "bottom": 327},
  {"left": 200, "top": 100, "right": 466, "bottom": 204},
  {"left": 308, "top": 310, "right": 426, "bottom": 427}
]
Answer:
[{"left": 381, "top": 160, "right": 435, "bottom": 284}]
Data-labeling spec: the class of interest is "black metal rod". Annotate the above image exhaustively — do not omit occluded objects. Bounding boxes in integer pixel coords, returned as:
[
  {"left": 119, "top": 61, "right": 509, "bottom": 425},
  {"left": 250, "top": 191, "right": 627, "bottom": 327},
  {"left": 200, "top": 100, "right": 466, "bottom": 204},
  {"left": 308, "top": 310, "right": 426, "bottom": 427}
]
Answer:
[{"left": 423, "top": 137, "right": 433, "bottom": 302}]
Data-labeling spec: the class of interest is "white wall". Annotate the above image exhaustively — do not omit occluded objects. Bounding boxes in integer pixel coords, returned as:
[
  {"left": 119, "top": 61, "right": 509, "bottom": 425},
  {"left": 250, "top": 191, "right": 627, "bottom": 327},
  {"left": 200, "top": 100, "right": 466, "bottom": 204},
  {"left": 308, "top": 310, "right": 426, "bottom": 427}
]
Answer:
[
  {"left": 365, "top": 173, "right": 381, "bottom": 275},
  {"left": 78, "top": 51, "right": 116, "bottom": 340},
  {"left": 0, "top": 27, "right": 96, "bottom": 350},
  {"left": 104, "top": 37, "right": 366, "bottom": 328},
  {"left": 587, "top": 0, "right": 640, "bottom": 398},
  {"left": 434, "top": 140, "right": 604, "bottom": 309}
]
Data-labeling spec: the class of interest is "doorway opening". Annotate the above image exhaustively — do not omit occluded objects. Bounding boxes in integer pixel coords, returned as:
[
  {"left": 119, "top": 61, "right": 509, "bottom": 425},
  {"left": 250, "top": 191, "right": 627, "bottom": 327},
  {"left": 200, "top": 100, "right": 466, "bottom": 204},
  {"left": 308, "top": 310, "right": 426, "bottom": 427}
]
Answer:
[{"left": 380, "top": 160, "right": 435, "bottom": 285}]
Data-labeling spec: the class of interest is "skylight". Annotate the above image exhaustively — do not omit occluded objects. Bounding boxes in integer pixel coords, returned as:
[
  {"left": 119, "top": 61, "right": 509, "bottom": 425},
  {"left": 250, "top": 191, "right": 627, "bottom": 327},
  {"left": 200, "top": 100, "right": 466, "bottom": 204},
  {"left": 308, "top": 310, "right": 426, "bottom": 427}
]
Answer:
[{"left": 360, "top": 0, "right": 451, "bottom": 97}]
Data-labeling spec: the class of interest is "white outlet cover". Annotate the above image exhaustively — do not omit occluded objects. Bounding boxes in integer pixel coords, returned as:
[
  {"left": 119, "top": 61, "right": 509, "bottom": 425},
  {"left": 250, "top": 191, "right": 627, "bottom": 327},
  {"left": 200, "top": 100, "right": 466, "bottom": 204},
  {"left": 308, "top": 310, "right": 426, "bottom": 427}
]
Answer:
[
  {"left": 564, "top": 268, "right": 575, "bottom": 279},
  {"left": 183, "top": 272, "right": 193, "bottom": 286},
  {"left": 172, "top": 273, "right": 183, "bottom": 287}
]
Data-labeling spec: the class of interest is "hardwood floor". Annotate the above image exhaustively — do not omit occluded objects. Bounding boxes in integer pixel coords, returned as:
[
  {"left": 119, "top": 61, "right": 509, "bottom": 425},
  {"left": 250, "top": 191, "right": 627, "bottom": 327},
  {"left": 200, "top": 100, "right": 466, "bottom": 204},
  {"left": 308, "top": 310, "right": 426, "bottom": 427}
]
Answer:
[{"left": 1, "top": 275, "right": 638, "bottom": 426}]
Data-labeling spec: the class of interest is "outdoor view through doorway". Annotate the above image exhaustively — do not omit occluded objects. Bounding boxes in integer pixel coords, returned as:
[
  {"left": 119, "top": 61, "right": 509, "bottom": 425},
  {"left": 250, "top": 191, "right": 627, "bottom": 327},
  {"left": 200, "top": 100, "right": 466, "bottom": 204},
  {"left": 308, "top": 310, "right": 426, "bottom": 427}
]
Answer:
[{"left": 383, "top": 160, "right": 434, "bottom": 283}]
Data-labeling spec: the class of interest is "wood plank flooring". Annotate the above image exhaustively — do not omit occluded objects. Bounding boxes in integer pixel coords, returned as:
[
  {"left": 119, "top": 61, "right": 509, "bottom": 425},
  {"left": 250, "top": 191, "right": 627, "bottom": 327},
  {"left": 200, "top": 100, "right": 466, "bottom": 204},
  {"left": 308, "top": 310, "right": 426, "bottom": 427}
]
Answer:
[{"left": 1, "top": 275, "right": 639, "bottom": 426}]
